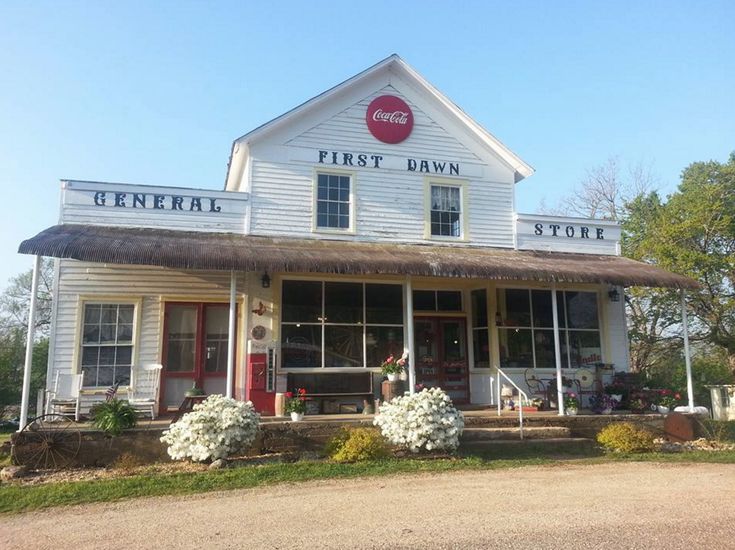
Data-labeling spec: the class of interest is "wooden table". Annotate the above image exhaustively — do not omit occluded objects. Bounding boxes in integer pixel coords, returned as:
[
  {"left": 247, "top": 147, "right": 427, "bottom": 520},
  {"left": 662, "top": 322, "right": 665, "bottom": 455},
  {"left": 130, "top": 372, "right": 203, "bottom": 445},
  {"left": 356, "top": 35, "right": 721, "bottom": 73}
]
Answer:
[{"left": 172, "top": 394, "right": 208, "bottom": 421}]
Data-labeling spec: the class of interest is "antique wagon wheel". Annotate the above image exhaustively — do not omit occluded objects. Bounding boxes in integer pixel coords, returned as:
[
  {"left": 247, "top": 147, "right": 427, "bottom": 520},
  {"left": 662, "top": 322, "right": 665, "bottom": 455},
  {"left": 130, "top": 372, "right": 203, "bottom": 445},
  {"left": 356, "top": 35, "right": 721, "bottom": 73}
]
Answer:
[{"left": 11, "top": 414, "right": 82, "bottom": 470}]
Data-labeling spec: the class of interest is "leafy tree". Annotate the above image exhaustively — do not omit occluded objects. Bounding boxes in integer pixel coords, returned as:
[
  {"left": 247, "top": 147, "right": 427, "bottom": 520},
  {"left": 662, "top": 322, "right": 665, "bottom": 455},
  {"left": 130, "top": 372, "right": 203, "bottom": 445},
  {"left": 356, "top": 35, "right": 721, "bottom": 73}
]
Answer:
[{"left": 637, "top": 154, "right": 735, "bottom": 375}]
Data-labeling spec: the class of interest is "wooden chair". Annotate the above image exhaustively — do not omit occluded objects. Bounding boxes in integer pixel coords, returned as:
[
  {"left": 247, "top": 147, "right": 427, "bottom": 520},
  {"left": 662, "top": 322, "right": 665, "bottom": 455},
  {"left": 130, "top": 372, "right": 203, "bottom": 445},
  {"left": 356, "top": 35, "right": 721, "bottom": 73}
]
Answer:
[
  {"left": 46, "top": 372, "right": 84, "bottom": 421},
  {"left": 128, "top": 364, "right": 163, "bottom": 419},
  {"left": 524, "top": 369, "right": 548, "bottom": 406}
]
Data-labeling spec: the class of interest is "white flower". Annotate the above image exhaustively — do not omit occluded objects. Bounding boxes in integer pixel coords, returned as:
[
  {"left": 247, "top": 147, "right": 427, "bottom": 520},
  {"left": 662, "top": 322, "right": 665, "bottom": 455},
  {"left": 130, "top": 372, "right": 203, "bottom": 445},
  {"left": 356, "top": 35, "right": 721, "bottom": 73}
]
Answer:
[
  {"left": 373, "top": 388, "right": 464, "bottom": 453},
  {"left": 161, "top": 394, "right": 260, "bottom": 462}
]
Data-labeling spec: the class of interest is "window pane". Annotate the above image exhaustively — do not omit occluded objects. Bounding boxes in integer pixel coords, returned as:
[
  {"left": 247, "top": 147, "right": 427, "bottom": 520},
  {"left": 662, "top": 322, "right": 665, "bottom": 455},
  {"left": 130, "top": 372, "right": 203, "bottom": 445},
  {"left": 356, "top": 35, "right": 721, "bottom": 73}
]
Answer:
[
  {"left": 325, "top": 282, "right": 363, "bottom": 324},
  {"left": 533, "top": 329, "right": 556, "bottom": 369},
  {"left": 84, "top": 304, "right": 101, "bottom": 324},
  {"left": 498, "top": 328, "right": 533, "bottom": 369},
  {"left": 117, "top": 323, "right": 133, "bottom": 343},
  {"left": 165, "top": 305, "right": 197, "bottom": 373},
  {"left": 568, "top": 331, "right": 602, "bottom": 367},
  {"left": 282, "top": 280, "right": 322, "bottom": 322},
  {"left": 324, "top": 325, "right": 363, "bottom": 368},
  {"left": 82, "top": 324, "right": 100, "bottom": 344},
  {"left": 498, "top": 289, "right": 531, "bottom": 327},
  {"left": 282, "top": 324, "right": 322, "bottom": 368},
  {"left": 204, "top": 306, "right": 229, "bottom": 373},
  {"left": 97, "top": 366, "right": 114, "bottom": 387},
  {"left": 366, "top": 326, "right": 404, "bottom": 368},
  {"left": 473, "top": 328, "right": 490, "bottom": 368},
  {"left": 365, "top": 284, "right": 403, "bottom": 324},
  {"left": 413, "top": 290, "right": 436, "bottom": 311},
  {"left": 565, "top": 291, "right": 599, "bottom": 329},
  {"left": 82, "top": 367, "right": 97, "bottom": 387},
  {"left": 442, "top": 321, "right": 466, "bottom": 361},
  {"left": 98, "top": 346, "right": 115, "bottom": 366},
  {"left": 437, "top": 291, "right": 462, "bottom": 311},
  {"left": 114, "top": 366, "right": 131, "bottom": 385},
  {"left": 118, "top": 305, "right": 134, "bottom": 324},
  {"left": 81, "top": 347, "right": 99, "bottom": 366},
  {"left": 531, "top": 290, "right": 556, "bottom": 328},
  {"left": 471, "top": 289, "right": 488, "bottom": 328},
  {"left": 115, "top": 345, "right": 132, "bottom": 366},
  {"left": 100, "top": 305, "right": 118, "bottom": 324}
]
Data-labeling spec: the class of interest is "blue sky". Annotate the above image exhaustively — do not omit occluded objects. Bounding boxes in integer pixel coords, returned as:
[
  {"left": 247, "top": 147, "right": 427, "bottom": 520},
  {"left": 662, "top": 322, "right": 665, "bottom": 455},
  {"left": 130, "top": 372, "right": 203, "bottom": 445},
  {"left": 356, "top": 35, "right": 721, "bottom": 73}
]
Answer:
[{"left": 1, "top": 0, "right": 733, "bottom": 287}]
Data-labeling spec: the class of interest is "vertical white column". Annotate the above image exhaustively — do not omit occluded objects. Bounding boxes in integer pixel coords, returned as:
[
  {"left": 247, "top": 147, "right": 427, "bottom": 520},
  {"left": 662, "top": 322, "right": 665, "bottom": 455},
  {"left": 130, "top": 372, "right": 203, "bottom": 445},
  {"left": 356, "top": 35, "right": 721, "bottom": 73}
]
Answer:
[
  {"left": 19, "top": 255, "right": 41, "bottom": 430},
  {"left": 226, "top": 270, "right": 237, "bottom": 399},
  {"left": 681, "top": 290, "right": 695, "bottom": 411},
  {"left": 551, "top": 284, "right": 565, "bottom": 416},
  {"left": 406, "top": 276, "right": 416, "bottom": 394}
]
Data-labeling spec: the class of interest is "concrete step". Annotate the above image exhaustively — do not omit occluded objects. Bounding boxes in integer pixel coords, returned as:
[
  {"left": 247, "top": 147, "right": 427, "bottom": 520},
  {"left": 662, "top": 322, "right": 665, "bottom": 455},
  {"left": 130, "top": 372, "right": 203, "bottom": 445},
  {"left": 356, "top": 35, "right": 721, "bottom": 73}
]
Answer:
[
  {"left": 460, "top": 426, "right": 572, "bottom": 441},
  {"left": 460, "top": 437, "right": 597, "bottom": 453}
]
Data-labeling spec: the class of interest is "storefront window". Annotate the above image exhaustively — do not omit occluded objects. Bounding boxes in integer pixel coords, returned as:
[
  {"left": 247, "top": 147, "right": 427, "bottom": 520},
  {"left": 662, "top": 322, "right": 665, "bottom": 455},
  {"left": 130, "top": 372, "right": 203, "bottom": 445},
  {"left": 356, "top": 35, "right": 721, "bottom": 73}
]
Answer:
[
  {"left": 497, "top": 289, "right": 601, "bottom": 369},
  {"left": 281, "top": 280, "right": 404, "bottom": 369},
  {"left": 80, "top": 303, "right": 134, "bottom": 387}
]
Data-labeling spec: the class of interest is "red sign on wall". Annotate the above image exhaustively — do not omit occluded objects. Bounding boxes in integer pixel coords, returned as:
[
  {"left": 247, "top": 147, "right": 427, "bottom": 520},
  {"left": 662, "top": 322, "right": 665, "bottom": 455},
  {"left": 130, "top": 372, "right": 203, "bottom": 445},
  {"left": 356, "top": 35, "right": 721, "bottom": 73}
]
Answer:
[{"left": 366, "top": 95, "right": 414, "bottom": 144}]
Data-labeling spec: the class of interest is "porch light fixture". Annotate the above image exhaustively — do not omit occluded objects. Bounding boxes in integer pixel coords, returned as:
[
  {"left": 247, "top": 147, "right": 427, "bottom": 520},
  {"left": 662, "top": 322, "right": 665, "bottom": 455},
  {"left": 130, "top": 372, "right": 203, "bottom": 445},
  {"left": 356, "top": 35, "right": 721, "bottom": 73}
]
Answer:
[
  {"left": 608, "top": 288, "right": 620, "bottom": 302},
  {"left": 261, "top": 272, "right": 271, "bottom": 288}
]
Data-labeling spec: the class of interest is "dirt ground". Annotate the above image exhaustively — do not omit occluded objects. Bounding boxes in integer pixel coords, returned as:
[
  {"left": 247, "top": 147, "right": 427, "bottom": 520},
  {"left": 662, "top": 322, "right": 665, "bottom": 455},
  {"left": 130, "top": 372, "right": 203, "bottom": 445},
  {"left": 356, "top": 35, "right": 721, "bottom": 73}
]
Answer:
[{"left": 2, "top": 462, "right": 734, "bottom": 549}]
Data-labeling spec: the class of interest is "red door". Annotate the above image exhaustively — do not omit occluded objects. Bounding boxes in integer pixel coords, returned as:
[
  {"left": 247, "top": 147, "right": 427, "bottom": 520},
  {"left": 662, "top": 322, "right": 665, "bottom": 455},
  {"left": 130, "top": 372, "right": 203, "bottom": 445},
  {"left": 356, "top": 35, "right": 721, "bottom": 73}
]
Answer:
[
  {"left": 413, "top": 317, "right": 469, "bottom": 403},
  {"left": 161, "top": 303, "right": 235, "bottom": 409}
]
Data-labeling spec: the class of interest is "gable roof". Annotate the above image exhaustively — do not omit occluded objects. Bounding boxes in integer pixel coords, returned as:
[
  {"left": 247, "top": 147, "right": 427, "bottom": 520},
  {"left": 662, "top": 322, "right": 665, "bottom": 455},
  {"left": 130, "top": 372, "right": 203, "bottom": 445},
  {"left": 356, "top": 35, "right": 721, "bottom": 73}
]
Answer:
[{"left": 224, "top": 54, "right": 534, "bottom": 189}]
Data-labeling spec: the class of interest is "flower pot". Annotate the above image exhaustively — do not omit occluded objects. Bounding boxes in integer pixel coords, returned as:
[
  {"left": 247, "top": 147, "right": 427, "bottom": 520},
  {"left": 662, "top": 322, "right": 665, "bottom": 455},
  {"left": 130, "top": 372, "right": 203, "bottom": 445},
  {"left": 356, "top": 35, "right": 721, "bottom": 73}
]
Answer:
[
  {"left": 387, "top": 373, "right": 399, "bottom": 382},
  {"left": 566, "top": 408, "right": 578, "bottom": 416},
  {"left": 657, "top": 405, "right": 670, "bottom": 414},
  {"left": 610, "top": 394, "right": 623, "bottom": 403},
  {"left": 601, "top": 408, "right": 613, "bottom": 415},
  {"left": 290, "top": 412, "right": 304, "bottom": 422}
]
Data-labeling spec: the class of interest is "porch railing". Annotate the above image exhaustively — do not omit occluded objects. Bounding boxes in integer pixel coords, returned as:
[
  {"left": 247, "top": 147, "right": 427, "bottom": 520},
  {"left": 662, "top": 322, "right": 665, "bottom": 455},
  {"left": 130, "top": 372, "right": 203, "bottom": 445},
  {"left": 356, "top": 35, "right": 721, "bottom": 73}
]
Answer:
[{"left": 496, "top": 367, "right": 528, "bottom": 440}]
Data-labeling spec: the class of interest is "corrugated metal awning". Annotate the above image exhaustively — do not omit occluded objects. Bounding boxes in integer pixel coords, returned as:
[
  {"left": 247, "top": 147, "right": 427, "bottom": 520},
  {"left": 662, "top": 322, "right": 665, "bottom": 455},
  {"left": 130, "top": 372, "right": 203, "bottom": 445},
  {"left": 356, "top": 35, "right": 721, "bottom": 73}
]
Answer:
[{"left": 18, "top": 224, "right": 698, "bottom": 289}]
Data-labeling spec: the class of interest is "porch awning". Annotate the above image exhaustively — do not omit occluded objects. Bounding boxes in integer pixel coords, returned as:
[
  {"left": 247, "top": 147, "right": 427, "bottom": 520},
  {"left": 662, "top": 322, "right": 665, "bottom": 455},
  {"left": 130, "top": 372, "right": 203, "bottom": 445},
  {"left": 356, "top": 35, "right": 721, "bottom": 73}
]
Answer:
[{"left": 18, "top": 224, "right": 698, "bottom": 289}]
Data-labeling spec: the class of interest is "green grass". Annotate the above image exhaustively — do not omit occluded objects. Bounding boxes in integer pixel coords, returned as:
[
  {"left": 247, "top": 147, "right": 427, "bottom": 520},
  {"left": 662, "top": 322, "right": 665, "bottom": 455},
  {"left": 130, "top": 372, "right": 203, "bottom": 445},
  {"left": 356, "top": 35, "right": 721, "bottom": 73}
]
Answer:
[{"left": 1, "top": 448, "right": 734, "bottom": 515}]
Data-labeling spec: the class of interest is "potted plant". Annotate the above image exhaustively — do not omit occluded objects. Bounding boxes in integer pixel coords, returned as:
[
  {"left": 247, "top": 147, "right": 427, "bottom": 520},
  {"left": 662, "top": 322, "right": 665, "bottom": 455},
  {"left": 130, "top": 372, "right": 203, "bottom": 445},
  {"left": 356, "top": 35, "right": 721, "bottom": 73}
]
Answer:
[
  {"left": 590, "top": 393, "right": 617, "bottom": 415},
  {"left": 656, "top": 390, "right": 681, "bottom": 414},
  {"left": 185, "top": 383, "right": 205, "bottom": 397},
  {"left": 381, "top": 354, "right": 406, "bottom": 382},
  {"left": 564, "top": 392, "right": 579, "bottom": 415},
  {"left": 90, "top": 399, "right": 137, "bottom": 436},
  {"left": 285, "top": 388, "right": 307, "bottom": 421},
  {"left": 629, "top": 394, "right": 648, "bottom": 414}
]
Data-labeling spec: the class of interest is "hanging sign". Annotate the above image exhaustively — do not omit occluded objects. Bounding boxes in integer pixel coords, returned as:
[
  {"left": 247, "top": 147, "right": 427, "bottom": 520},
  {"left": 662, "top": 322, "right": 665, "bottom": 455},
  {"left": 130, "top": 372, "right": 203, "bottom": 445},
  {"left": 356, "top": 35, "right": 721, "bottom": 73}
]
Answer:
[{"left": 366, "top": 95, "right": 414, "bottom": 144}]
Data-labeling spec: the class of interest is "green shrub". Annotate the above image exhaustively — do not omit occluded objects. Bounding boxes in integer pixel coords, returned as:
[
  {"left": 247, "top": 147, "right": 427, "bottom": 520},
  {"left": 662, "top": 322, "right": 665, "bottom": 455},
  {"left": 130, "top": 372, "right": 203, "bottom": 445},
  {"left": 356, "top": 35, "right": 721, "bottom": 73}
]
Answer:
[
  {"left": 90, "top": 399, "right": 137, "bottom": 436},
  {"left": 697, "top": 419, "right": 735, "bottom": 443},
  {"left": 327, "top": 428, "right": 389, "bottom": 463},
  {"left": 596, "top": 422, "right": 655, "bottom": 453}
]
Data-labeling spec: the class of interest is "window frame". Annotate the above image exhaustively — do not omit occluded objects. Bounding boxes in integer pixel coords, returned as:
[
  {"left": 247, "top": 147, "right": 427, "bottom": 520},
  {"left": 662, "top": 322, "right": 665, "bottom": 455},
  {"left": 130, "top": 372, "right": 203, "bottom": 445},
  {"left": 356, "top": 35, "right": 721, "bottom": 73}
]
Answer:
[
  {"left": 312, "top": 168, "right": 357, "bottom": 235},
  {"left": 424, "top": 177, "right": 469, "bottom": 241},
  {"left": 495, "top": 287, "right": 604, "bottom": 370},
  {"left": 279, "top": 278, "right": 405, "bottom": 372},
  {"left": 74, "top": 297, "right": 141, "bottom": 389}
]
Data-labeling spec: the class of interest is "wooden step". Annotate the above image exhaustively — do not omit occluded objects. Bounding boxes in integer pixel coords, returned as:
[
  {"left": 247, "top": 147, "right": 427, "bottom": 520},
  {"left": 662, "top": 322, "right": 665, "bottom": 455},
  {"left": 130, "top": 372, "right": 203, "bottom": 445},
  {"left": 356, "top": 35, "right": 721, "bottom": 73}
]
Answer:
[{"left": 460, "top": 426, "right": 572, "bottom": 441}]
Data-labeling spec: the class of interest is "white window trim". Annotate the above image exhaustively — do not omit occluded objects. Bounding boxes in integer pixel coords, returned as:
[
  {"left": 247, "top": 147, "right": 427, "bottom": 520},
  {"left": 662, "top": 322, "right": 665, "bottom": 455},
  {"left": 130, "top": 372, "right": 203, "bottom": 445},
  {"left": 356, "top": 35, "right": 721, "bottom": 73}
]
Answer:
[
  {"left": 72, "top": 296, "right": 142, "bottom": 389},
  {"left": 312, "top": 168, "right": 357, "bottom": 235},
  {"left": 424, "top": 176, "right": 470, "bottom": 241}
]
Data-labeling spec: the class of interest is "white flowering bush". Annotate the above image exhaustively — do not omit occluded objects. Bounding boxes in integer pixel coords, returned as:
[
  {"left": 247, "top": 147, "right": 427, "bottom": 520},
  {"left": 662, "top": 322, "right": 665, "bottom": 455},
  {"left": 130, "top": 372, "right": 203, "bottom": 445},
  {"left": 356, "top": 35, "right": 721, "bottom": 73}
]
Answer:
[
  {"left": 160, "top": 394, "right": 260, "bottom": 462},
  {"left": 373, "top": 387, "right": 464, "bottom": 453}
]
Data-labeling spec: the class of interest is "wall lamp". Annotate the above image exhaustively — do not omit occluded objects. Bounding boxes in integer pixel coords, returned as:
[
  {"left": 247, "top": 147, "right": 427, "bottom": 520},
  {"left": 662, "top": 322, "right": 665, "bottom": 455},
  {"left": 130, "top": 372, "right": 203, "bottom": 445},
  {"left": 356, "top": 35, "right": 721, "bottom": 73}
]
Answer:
[
  {"left": 607, "top": 288, "right": 620, "bottom": 302},
  {"left": 261, "top": 272, "right": 271, "bottom": 289}
]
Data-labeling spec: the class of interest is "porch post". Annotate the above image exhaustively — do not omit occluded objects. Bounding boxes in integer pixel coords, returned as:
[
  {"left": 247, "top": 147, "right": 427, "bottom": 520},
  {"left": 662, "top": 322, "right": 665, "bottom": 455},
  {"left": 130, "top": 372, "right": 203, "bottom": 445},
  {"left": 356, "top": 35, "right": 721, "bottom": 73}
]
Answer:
[
  {"left": 226, "top": 270, "right": 237, "bottom": 399},
  {"left": 681, "top": 289, "right": 695, "bottom": 411},
  {"left": 551, "top": 283, "right": 565, "bottom": 416},
  {"left": 406, "top": 276, "right": 416, "bottom": 394},
  {"left": 19, "top": 255, "right": 41, "bottom": 430}
]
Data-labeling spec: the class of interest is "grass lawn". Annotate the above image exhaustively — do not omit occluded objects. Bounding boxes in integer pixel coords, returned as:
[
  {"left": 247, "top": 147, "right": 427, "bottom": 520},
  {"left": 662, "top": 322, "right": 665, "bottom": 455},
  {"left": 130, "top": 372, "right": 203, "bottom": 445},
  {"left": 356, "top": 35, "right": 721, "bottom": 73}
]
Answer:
[{"left": 1, "top": 447, "right": 734, "bottom": 515}]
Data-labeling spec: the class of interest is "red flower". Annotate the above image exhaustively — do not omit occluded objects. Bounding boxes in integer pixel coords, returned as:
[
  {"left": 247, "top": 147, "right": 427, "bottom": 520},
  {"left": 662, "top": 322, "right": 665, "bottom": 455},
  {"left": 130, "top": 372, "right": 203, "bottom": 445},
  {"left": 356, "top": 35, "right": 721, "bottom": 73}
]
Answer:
[
  {"left": 675, "top": 393, "right": 681, "bottom": 400},
  {"left": 285, "top": 392, "right": 293, "bottom": 398},
  {"left": 298, "top": 388, "right": 307, "bottom": 396}
]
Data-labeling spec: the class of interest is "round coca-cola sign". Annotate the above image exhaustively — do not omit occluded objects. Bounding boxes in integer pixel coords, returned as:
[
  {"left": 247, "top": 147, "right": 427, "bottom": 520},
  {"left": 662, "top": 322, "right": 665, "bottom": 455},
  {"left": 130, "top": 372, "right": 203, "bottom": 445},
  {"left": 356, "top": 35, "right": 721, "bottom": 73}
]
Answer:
[{"left": 366, "top": 95, "right": 413, "bottom": 144}]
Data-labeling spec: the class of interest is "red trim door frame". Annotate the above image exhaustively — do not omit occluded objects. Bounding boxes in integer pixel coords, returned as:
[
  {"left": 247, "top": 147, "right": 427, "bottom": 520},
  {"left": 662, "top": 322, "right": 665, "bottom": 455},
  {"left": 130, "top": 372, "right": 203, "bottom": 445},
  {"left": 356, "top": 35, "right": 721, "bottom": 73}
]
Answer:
[{"left": 160, "top": 302, "right": 237, "bottom": 408}]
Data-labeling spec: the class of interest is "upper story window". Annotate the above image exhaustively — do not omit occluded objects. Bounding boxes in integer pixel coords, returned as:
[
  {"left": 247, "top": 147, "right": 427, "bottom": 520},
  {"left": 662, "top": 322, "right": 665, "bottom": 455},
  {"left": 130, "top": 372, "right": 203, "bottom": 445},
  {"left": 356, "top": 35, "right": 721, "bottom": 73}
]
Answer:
[
  {"left": 316, "top": 173, "right": 352, "bottom": 231},
  {"left": 430, "top": 184, "right": 462, "bottom": 237}
]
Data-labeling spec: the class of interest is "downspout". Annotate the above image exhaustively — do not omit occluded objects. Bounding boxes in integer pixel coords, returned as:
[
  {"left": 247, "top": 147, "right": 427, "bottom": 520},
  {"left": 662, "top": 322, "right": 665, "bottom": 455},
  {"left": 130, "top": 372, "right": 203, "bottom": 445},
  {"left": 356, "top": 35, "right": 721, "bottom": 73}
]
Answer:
[{"left": 406, "top": 276, "right": 416, "bottom": 394}]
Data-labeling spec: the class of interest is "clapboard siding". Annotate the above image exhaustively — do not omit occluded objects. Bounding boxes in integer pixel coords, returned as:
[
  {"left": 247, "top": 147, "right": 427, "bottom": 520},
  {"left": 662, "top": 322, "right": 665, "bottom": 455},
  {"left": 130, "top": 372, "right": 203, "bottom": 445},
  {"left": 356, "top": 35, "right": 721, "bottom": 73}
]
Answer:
[
  {"left": 248, "top": 87, "right": 516, "bottom": 246},
  {"left": 605, "top": 288, "right": 630, "bottom": 371},
  {"left": 49, "top": 260, "right": 247, "bottom": 385}
]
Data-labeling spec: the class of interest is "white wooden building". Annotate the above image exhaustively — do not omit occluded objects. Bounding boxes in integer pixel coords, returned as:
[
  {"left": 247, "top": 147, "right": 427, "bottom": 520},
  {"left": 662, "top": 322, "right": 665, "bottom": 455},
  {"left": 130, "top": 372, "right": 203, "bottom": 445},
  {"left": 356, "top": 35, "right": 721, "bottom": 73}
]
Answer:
[{"left": 19, "top": 55, "right": 696, "bottom": 418}]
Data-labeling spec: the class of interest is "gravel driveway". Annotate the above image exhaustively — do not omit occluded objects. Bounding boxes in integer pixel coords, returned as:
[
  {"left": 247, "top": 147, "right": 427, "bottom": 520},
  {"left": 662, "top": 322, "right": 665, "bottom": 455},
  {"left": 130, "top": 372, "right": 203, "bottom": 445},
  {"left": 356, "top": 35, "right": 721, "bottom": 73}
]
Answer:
[{"left": 2, "top": 462, "right": 734, "bottom": 549}]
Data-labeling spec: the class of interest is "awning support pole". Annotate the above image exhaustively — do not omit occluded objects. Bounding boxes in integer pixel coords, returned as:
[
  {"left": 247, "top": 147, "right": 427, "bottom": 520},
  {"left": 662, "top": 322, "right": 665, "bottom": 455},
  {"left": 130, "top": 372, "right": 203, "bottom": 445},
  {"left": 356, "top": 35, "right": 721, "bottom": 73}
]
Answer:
[
  {"left": 551, "top": 283, "right": 565, "bottom": 416},
  {"left": 19, "top": 255, "right": 41, "bottom": 430},
  {"left": 681, "top": 290, "right": 695, "bottom": 411},
  {"left": 226, "top": 271, "right": 237, "bottom": 399},
  {"left": 406, "top": 276, "right": 416, "bottom": 395}
]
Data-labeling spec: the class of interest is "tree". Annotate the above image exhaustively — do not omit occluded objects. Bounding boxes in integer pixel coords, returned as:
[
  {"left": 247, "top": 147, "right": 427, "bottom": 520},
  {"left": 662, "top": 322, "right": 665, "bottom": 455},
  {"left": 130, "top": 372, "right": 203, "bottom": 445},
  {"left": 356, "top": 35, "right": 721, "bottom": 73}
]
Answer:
[
  {"left": 637, "top": 154, "right": 735, "bottom": 375},
  {"left": 0, "top": 259, "right": 54, "bottom": 418}
]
